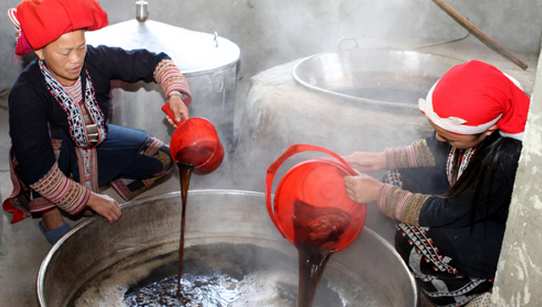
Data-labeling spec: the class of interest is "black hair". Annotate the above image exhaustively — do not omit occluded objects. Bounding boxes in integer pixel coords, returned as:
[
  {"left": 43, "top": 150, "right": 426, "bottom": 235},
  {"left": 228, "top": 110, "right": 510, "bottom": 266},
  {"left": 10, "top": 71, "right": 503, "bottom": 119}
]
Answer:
[{"left": 443, "top": 132, "right": 522, "bottom": 227}]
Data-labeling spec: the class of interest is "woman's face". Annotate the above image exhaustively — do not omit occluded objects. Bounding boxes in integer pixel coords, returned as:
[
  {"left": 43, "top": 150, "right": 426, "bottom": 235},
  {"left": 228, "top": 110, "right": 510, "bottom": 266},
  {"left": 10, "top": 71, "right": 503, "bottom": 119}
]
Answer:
[
  {"left": 34, "top": 30, "right": 87, "bottom": 86},
  {"left": 429, "top": 120, "right": 496, "bottom": 149}
]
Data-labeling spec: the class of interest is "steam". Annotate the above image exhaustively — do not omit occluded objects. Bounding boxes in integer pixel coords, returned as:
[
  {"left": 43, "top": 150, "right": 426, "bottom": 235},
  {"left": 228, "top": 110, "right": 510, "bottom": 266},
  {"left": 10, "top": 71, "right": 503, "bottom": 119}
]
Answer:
[{"left": 94, "top": 0, "right": 449, "bottom": 242}]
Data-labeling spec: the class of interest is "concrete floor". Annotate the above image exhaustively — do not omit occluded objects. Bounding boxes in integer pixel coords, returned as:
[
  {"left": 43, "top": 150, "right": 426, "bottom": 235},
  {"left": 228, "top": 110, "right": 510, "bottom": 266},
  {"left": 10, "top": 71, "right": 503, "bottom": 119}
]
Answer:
[{"left": 0, "top": 42, "right": 538, "bottom": 306}]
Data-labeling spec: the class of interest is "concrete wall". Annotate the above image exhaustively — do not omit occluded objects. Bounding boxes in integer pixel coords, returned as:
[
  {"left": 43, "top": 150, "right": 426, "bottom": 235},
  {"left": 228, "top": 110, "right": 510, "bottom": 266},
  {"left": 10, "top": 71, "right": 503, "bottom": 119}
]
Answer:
[
  {"left": 493, "top": 42, "right": 542, "bottom": 306},
  {"left": 1, "top": 0, "right": 541, "bottom": 92}
]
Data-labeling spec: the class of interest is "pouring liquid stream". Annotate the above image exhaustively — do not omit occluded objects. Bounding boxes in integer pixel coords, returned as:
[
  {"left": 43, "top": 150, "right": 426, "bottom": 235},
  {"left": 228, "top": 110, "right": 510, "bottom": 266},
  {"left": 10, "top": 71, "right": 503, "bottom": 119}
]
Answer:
[
  {"left": 177, "top": 160, "right": 195, "bottom": 302},
  {"left": 293, "top": 199, "right": 352, "bottom": 307}
]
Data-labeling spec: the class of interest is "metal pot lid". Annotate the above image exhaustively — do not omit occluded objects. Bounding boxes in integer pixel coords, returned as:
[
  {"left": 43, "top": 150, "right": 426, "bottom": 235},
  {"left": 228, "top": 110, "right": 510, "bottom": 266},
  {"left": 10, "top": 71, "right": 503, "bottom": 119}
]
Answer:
[{"left": 85, "top": 19, "right": 240, "bottom": 76}]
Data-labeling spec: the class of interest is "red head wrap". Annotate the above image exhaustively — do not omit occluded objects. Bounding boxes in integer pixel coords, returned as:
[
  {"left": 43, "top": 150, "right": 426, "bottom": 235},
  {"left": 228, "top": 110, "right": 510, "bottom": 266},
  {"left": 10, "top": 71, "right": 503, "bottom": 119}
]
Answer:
[
  {"left": 418, "top": 60, "right": 531, "bottom": 141},
  {"left": 9, "top": 0, "right": 108, "bottom": 55}
]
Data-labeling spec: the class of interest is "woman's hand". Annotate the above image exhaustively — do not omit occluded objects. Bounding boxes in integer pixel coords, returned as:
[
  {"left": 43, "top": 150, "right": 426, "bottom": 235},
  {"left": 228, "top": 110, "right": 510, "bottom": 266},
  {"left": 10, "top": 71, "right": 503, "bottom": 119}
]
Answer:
[
  {"left": 343, "top": 151, "right": 387, "bottom": 172},
  {"left": 344, "top": 173, "right": 383, "bottom": 204},
  {"left": 166, "top": 93, "right": 190, "bottom": 127},
  {"left": 86, "top": 192, "right": 122, "bottom": 224}
]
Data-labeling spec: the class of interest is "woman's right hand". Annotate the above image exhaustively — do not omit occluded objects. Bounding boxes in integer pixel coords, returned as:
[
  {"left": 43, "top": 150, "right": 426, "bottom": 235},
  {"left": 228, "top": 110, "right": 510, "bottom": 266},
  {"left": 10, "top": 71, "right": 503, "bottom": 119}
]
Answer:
[
  {"left": 343, "top": 151, "right": 387, "bottom": 172},
  {"left": 166, "top": 93, "right": 190, "bottom": 127},
  {"left": 86, "top": 192, "right": 122, "bottom": 224},
  {"left": 344, "top": 173, "right": 383, "bottom": 204}
]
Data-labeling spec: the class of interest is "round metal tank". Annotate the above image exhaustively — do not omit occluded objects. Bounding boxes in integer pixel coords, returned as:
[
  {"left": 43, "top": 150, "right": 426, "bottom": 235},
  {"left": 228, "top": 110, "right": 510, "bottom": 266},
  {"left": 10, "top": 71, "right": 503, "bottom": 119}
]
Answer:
[
  {"left": 37, "top": 190, "right": 417, "bottom": 307},
  {"left": 85, "top": 13, "right": 240, "bottom": 149}
]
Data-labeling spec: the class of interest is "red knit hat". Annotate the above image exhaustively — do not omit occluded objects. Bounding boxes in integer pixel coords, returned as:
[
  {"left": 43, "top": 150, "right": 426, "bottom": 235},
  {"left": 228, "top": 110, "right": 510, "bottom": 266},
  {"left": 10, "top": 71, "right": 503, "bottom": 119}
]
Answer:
[
  {"left": 8, "top": 0, "right": 108, "bottom": 55},
  {"left": 418, "top": 60, "right": 531, "bottom": 141}
]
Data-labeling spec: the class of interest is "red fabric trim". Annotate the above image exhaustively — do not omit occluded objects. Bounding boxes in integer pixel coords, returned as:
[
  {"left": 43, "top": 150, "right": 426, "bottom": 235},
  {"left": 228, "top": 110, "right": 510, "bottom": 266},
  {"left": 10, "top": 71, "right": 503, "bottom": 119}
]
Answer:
[
  {"left": 111, "top": 179, "right": 134, "bottom": 201},
  {"left": 2, "top": 147, "right": 30, "bottom": 223},
  {"left": 2, "top": 199, "right": 28, "bottom": 224}
]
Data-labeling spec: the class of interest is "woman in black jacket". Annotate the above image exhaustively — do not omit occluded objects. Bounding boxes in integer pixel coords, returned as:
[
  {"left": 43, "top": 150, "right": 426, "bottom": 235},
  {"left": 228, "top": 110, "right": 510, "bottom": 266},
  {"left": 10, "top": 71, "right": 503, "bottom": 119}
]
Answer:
[
  {"left": 4, "top": 0, "right": 192, "bottom": 244},
  {"left": 343, "top": 60, "right": 530, "bottom": 306}
]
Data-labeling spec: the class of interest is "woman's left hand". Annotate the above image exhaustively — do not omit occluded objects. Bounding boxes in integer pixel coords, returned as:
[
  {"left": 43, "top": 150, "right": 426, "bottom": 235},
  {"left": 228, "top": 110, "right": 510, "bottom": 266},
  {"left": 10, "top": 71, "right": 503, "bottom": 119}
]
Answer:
[
  {"left": 166, "top": 94, "right": 190, "bottom": 127},
  {"left": 344, "top": 173, "right": 383, "bottom": 204}
]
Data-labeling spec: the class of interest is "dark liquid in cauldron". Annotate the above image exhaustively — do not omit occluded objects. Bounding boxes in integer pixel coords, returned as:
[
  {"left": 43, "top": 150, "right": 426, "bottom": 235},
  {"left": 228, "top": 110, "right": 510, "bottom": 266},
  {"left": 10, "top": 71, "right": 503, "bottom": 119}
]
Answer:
[
  {"left": 293, "top": 200, "right": 351, "bottom": 307},
  {"left": 119, "top": 243, "right": 358, "bottom": 307},
  {"left": 124, "top": 273, "right": 240, "bottom": 307}
]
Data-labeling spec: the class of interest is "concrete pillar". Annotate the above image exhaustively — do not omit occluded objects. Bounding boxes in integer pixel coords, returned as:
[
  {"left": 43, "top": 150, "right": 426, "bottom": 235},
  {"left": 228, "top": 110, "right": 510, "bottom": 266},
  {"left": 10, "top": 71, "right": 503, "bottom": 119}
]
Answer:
[{"left": 492, "top": 42, "right": 542, "bottom": 306}]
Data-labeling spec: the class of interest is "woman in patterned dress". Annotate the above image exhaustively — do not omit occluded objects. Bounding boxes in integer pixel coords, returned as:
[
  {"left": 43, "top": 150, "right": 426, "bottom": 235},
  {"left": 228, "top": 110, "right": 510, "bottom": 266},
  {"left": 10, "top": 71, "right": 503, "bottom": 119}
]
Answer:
[
  {"left": 3, "top": 0, "right": 192, "bottom": 244},
  {"left": 343, "top": 60, "right": 530, "bottom": 306}
]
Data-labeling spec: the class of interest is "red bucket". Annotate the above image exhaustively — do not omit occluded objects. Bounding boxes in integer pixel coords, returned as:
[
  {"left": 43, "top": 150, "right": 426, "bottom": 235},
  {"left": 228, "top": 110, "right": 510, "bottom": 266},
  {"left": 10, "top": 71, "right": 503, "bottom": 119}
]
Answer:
[
  {"left": 265, "top": 144, "right": 366, "bottom": 252},
  {"left": 162, "top": 104, "right": 224, "bottom": 175}
]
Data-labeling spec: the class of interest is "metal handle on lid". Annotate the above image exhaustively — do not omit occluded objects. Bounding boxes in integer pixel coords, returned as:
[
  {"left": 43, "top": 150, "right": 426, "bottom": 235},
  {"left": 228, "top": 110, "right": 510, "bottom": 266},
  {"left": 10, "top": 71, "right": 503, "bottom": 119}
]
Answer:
[
  {"left": 213, "top": 31, "right": 219, "bottom": 48},
  {"left": 338, "top": 38, "right": 359, "bottom": 50},
  {"left": 136, "top": 1, "right": 149, "bottom": 22}
]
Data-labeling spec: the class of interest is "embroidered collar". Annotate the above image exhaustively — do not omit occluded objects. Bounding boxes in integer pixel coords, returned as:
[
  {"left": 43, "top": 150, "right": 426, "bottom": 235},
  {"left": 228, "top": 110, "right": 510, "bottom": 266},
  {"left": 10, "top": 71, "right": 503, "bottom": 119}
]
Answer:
[
  {"left": 39, "top": 60, "right": 107, "bottom": 148},
  {"left": 446, "top": 147, "right": 476, "bottom": 186}
]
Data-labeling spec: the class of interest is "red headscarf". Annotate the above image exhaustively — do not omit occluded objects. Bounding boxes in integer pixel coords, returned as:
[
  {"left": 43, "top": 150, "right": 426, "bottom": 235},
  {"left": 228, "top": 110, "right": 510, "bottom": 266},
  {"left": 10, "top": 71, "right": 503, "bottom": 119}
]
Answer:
[
  {"left": 8, "top": 0, "right": 108, "bottom": 55},
  {"left": 418, "top": 60, "right": 531, "bottom": 141}
]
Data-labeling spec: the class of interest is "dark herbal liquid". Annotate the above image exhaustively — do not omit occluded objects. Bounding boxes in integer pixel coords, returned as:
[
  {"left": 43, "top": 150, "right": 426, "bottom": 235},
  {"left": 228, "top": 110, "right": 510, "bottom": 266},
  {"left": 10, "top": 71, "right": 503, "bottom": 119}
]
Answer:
[
  {"left": 293, "top": 199, "right": 352, "bottom": 307},
  {"left": 177, "top": 146, "right": 215, "bottom": 167},
  {"left": 120, "top": 243, "right": 358, "bottom": 307},
  {"left": 177, "top": 160, "right": 195, "bottom": 301}
]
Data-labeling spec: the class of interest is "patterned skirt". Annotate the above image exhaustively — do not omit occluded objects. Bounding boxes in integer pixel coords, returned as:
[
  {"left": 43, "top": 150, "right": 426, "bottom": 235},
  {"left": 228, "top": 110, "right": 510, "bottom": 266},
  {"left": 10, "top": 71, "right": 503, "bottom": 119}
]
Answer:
[
  {"left": 395, "top": 223, "right": 493, "bottom": 307},
  {"left": 385, "top": 169, "right": 493, "bottom": 306}
]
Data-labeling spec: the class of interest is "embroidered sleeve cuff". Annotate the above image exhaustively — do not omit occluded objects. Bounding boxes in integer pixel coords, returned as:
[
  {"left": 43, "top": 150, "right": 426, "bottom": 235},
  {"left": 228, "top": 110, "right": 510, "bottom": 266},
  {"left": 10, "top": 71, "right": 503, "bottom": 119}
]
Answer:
[
  {"left": 29, "top": 163, "right": 90, "bottom": 215},
  {"left": 377, "top": 184, "right": 430, "bottom": 226},
  {"left": 385, "top": 139, "right": 436, "bottom": 169},
  {"left": 153, "top": 59, "right": 192, "bottom": 106}
]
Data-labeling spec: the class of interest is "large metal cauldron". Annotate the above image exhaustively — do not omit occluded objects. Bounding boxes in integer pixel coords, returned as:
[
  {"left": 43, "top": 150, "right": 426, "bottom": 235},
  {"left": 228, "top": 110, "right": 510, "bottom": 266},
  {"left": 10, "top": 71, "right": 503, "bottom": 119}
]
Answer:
[
  {"left": 85, "top": 17, "right": 240, "bottom": 149},
  {"left": 37, "top": 190, "right": 417, "bottom": 307}
]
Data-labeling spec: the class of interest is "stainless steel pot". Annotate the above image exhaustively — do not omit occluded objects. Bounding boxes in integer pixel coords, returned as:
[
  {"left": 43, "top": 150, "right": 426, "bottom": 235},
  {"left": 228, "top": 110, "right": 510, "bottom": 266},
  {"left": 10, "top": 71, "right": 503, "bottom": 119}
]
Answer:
[
  {"left": 85, "top": 15, "right": 240, "bottom": 148},
  {"left": 37, "top": 190, "right": 417, "bottom": 307}
]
